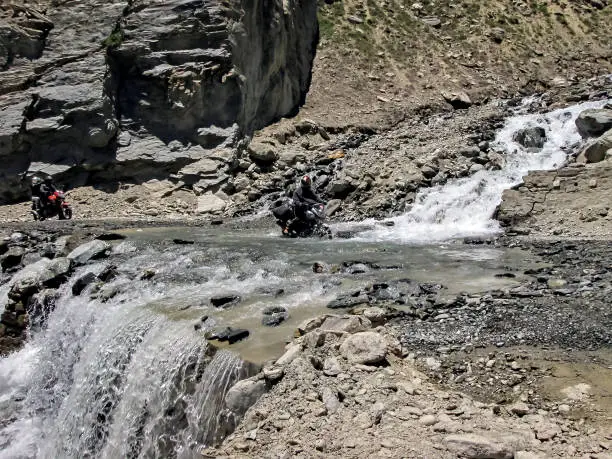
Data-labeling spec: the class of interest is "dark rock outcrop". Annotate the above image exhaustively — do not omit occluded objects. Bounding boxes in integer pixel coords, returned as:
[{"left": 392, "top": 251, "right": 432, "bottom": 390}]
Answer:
[{"left": 0, "top": 0, "right": 318, "bottom": 203}]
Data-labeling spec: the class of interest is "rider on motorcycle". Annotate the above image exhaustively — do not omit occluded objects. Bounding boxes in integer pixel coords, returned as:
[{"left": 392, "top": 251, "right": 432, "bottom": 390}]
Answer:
[
  {"left": 286, "top": 175, "right": 325, "bottom": 234},
  {"left": 31, "top": 176, "right": 57, "bottom": 212}
]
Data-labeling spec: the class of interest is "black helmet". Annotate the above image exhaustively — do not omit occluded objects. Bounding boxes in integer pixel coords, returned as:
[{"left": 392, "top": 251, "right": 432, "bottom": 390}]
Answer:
[
  {"left": 43, "top": 176, "right": 53, "bottom": 183},
  {"left": 301, "top": 175, "right": 312, "bottom": 188}
]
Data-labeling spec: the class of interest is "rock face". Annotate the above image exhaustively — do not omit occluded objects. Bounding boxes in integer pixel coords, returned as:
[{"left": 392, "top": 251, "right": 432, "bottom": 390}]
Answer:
[{"left": 0, "top": 0, "right": 318, "bottom": 203}]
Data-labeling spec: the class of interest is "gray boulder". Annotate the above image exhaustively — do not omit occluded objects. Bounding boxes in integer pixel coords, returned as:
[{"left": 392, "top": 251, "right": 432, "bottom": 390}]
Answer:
[
  {"left": 444, "top": 434, "right": 515, "bottom": 459},
  {"left": 513, "top": 127, "right": 547, "bottom": 149},
  {"left": 575, "top": 109, "right": 612, "bottom": 138},
  {"left": 248, "top": 141, "right": 278, "bottom": 163},
  {"left": 196, "top": 194, "right": 227, "bottom": 214},
  {"left": 340, "top": 331, "right": 387, "bottom": 365},
  {"left": 577, "top": 129, "right": 612, "bottom": 163},
  {"left": 9, "top": 257, "right": 72, "bottom": 300},
  {"left": 225, "top": 377, "right": 267, "bottom": 416},
  {"left": 67, "top": 240, "right": 110, "bottom": 266},
  {"left": 1, "top": 247, "right": 25, "bottom": 272},
  {"left": 442, "top": 91, "right": 472, "bottom": 109}
]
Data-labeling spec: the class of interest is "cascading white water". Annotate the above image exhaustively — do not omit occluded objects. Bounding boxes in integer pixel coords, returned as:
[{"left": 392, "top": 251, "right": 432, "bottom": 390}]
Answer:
[
  {"left": 0, "top": 248, "right": 263, "bottom": 459},
  {"left": 361, "top": 99, "right": 609, "bottom": 243}
]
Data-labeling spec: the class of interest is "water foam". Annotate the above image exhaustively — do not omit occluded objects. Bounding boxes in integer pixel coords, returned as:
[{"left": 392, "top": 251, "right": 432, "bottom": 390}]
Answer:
[{"left": 361, "top": 100, "right": 608, "bottom": 243}]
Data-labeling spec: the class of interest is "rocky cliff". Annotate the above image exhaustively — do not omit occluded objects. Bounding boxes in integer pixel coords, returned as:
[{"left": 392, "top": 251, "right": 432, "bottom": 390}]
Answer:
[{"left": 0, "top": 0, "right": 318, "bottom": 203}]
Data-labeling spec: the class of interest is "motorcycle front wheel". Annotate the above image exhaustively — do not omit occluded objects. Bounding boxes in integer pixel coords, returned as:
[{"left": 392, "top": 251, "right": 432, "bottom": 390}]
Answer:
[{"left": 59, "top": 207, "right": 73, "bottom": 220}]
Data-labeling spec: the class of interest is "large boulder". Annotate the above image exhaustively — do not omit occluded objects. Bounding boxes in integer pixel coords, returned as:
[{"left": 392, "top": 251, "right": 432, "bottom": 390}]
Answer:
[
  {"left": 576, "top": 109, "right": 612, "bottom": 138},
  {"left": 248, "top": 141, "right": 278, "bottom": 163},
  {"left": 67, "top": 240, "right": 110, "bottom": 266},
  {"left": 513, "top": 127, "right": 547, "bottom": 150},
  {"left": 442, "top": 91, "right": 472, "bottom": 109},
  {"left": 577, "top": 129, "right": 612, "bottom": 164},
  {"left": 340, "top": 331, "right": 387, "bottom": 365}
]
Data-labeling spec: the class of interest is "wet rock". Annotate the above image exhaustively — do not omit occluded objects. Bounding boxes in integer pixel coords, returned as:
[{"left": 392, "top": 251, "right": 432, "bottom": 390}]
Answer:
[
  {"left": 72, "top": 272, "right": 98, "bottom": 296},
  {"left": 575, "top": 108, "right": 612, "bottom": 138},
  {"left": 95, "top": 233, "right": 126, "bottom": 241},
  {"left": 225, "top": 377, "right": 267, "bottom": 416},
  {"left": 1, "top": 247, "right": 25, "bottom": 272},
  {"left": 444, "top": 434, "right": 514, "bottom": 459},
  {"left": 172, "top": 238, "right": 195, "bottom": 245},
  {"left": 210, "top": 294, "right": 241, "bottom": 308},
  {"left": 140, "top": 269, "right": 156, "bottom": 280},
  {"left": 226, "top": 328, "right": 250, "bottom": 344},
  {"left": 327, "top": 294, "right": 369, "bottom": 309},
  {"left": 577, "top": 129, "right": 612, "bottom": 163},
  {"left": 206, "top": 327, "right": 233, "bottom": 341},
  {"left": 513, "top": 127, "right": 547, "bottom": 149},
  {"left": 340, "top": 331, "right": 387, "bottom": 365},
  {"left": 67, "top": 240, "right": 110, "bottom": 266},
  {"left": 11, "top": 257, "right": 72, "bottom": 294},
  {"left": 28, "top": 288, "right": 59, "bottom": 320},
  {"left": 262, "top": 308, "right": 289, "bottom": 327}
]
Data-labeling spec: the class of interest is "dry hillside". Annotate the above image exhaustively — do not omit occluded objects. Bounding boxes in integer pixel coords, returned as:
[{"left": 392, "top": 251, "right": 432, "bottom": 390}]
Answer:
[{"left": 300, "top": 0, "right": 611, "bottom": 127}]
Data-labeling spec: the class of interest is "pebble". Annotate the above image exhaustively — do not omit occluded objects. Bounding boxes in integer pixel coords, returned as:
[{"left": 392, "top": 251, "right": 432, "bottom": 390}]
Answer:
[{"left": 420, "top": 414, "right": 438, "bottom": 426}]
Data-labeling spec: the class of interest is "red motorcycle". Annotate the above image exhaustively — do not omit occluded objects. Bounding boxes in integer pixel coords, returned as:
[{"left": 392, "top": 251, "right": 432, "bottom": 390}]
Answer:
[{"left": 32, "top": 190, "right": 73, "bottom": 221}]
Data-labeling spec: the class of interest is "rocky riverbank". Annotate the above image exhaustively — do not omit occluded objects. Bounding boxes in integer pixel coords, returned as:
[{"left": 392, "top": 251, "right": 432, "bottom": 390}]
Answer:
[{"left": 207, "top": 237, "right": 612, "bottom": 458}]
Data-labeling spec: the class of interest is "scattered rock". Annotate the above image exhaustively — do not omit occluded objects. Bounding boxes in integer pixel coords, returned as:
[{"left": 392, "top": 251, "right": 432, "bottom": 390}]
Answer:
[
  {"left": 445, "top": 434, "right": 514, "bottom": 459},
  {"left": 340, "top": 331, "right": 387, "bottom": 365},
  {"left": 442, "top": 91, "right": 472, "bottom": 109},
  {"left": 210, "top": 294, "right": 241, "bottom": 308},
  {"left": 323, "top": 356, "right": 342, "bottom": 376}
]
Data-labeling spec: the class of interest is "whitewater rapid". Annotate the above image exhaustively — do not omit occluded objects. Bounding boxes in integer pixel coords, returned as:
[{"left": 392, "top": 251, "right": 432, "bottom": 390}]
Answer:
[{"left": 359, "top": 99, "right": 608, "bottom": 243}]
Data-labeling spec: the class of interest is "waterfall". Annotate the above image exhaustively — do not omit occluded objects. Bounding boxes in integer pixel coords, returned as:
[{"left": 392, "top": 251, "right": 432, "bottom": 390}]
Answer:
[
  {"left": 361, "top": 99, "right": 609, "bottom": 243},
  {"left": 0, "top": 251, "right": 254, "bottom": 459}
]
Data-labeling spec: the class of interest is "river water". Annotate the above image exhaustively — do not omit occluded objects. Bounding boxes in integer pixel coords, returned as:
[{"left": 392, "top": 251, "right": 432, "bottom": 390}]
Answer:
[{"left": 0, "top": 100, "right": 607, "bottom": 457}]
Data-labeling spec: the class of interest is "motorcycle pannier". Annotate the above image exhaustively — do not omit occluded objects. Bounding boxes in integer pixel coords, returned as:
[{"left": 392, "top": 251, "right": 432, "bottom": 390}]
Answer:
[{"left": 272, "top": 203, "right": 294, "bottom": 221}]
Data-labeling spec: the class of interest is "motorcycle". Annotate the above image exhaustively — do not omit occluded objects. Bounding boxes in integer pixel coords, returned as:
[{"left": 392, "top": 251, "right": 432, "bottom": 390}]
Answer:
[
  {"left": 31, "top": 190, "right": 73, "bottom": 221},
  {"left": 272, "top": 199, "right": 332, "bottom": 239}
]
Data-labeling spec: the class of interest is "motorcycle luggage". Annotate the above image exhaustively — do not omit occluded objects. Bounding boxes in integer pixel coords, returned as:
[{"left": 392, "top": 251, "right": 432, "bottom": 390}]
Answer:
[{"left": 272, "top": 203, "right": 294, "bottom": 221}]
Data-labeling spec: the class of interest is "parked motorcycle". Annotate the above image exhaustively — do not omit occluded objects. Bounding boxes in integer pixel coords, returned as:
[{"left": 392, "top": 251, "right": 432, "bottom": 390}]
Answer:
[
  {"left": 272, "top": 199, "right": 332, "bottom": 239},
  {"left": 32, "top": 190, "right": 73, "bottom": 221}
]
